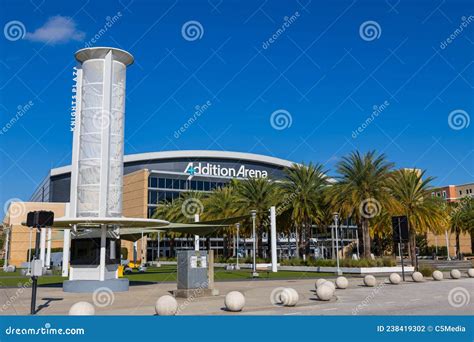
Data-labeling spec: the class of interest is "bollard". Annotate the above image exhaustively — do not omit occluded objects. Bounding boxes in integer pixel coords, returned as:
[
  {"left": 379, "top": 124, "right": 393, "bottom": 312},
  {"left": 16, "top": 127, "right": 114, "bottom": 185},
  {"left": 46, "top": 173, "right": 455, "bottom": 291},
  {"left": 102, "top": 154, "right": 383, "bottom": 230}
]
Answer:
[
  {"left": 155, "top": 295, "right": 178, "bottom": 316},
  {"left": 363, "top": 275, "right": 376, "bottom": 287},
  {"left": 389, "top": 273, "right": 401, "bottom": 284},
  {"left": 432, "top": 270, "right": 443, "bottom": 281},
  {"left": 224, "top": 291, "right": 245, "bottom": 312},
  {"left": 69, "top": 302, "right": 95, "bottom": 316}
]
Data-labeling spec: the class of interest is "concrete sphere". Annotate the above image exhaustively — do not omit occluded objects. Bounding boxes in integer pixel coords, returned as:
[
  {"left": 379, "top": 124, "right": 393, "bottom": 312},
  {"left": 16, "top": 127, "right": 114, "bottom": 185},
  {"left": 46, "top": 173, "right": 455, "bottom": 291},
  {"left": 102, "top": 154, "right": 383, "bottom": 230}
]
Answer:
[
  {"left": 224, "top": 291, "right": 245, "bottom": 312},
  {"left": 280, "top": 288, "right": 299, "bottom": 307},
  {"left": 389, "top": 273, "right": 401, "bottom": 284},
  {"left": 412, "top": 271, "right": 424, "bottom": 282},
  {"left": 432, "top": 270, "right": 443, "bottom": 281},
  {"left": 450, "top": 269, "right": 461, "bottom": 279},
  {"left": 335, "top": 276, "right": 348, "bottom": 289},
  {"left": 69, "top": 302, "right": 95, "bottom": 316},
  {"left": 316, "top": 284, "right": 334, "bottom": 301},
  {"left": 155, "top": 295, "right": 178, "bottom": 316},
  {"left": 467, "top": 269, "right": 474, "bottom": 278},
  {"left": 315, "top": 278, "right": 327, "bottom": 289},
  {"left": 322, "top": 280, "right": 336, "bottom": 292},
  {"left": 363, "top": 275, "right": 376, "bottom": 287}
]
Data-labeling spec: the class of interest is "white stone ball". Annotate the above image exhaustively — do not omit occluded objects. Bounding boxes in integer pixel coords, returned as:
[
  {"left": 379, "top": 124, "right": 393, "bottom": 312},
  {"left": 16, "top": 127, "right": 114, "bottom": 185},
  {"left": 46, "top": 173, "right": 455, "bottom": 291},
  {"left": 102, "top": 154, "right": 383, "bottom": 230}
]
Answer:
[
  {"left": 432, "top": 270, "right": 443, "bottom": 281},
  {"left": 69, "top": 302, "right": 95, "bottom": 316},
  {"left": 224, "top": 291, "right": 245, "bottom": 312},
  {"left": 315, "top": 278, "right": 327, "bottom": 289},
  {"left": 316, "top": 284, "right": 334, "bottom": 301},
  {"left": 323, "top": 280, "right": 336, "bottom": 292},
  {"left": 363, "top": 275, "right": 376, "bottom": 287},
  {"left": 467, "top": 269, "right": 474, "bottom": 278},
  {"left": 450, "top": 269, "right": 461, "bottom": 279},
  {"left": 335, "top": 276, "right": 348, "bottom": 289},
  {"left": 412, "top": 271, "right": 423, "bottom": 282},
  {"left": 389, "top": 273, "right": 401, "bottom": 284},
  {"left": 280, "top": 288, "right": 298, "bottom": 306},
  {"left": 155, "top": 295, "right": 178, "bottom": 316}
]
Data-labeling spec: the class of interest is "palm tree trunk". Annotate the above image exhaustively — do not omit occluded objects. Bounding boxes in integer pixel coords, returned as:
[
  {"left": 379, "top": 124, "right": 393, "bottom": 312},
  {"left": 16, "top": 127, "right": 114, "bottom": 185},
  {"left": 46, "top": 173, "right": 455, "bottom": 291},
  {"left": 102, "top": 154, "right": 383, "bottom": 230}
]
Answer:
[
  {"left": 304, "top": 223, "right": 311, "bottom": 259},
  {"left": 362, "top": 218, "right": 371, "bottom": 259},
  {"left": 408, "top": 225, "right": 417, "bottom": 268},
  {"left": 455, "top": 229, "right": 460, "bottom": 260},
  {"left": 170, "top": 237, "right": 175, "bottom": 258}
]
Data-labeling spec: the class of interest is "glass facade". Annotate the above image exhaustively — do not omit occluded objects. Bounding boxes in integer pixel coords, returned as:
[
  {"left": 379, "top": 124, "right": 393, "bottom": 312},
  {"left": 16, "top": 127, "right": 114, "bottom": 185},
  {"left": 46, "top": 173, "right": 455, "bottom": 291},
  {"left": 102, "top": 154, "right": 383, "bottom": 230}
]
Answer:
[{"left": 146, "top": 174, "right": 229, "bottom": 218}]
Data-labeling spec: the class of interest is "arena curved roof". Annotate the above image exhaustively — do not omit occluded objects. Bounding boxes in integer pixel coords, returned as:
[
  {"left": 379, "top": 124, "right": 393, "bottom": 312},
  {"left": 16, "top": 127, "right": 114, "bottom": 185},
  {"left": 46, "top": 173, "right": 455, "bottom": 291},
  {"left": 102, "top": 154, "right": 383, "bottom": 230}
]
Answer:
[{"left": 50, "top": 150, "right": 296, "bottom": 177}]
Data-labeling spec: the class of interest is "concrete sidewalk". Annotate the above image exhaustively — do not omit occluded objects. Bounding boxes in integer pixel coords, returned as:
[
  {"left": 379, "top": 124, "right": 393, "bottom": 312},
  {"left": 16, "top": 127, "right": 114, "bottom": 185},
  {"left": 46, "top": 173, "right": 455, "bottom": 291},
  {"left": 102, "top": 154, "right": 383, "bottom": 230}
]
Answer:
[{"left": 0, "top": 276, "right": 472, "bottom": 316}]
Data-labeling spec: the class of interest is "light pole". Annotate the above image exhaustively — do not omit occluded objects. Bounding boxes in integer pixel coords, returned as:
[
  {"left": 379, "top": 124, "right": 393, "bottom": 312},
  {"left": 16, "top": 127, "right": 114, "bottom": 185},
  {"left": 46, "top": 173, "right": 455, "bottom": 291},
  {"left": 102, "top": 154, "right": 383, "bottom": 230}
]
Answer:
[
  {"left": 333, "top": 212, "right": 342, "bottom": 275},
  {"left": 235, "top": 223, "right": 240, "bottom": 270},
  {"left": 251, "top": 210, "right": 258, "bottom": 277}
]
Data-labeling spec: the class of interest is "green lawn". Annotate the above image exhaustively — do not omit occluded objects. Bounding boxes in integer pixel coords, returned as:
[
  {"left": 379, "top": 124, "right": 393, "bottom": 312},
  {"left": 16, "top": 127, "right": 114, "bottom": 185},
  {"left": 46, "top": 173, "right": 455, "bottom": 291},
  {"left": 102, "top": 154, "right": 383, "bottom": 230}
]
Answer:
[{"left": 0, "top": 266, "right": 333, "bottom": 288}]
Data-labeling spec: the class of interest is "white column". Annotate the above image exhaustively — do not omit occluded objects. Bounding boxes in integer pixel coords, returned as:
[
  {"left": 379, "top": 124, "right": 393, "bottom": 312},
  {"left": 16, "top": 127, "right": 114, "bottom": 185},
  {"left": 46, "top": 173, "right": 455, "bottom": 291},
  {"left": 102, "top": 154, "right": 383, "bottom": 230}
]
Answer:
[
  {"left": 40, "top": 228, "right": 46, "bottom": 267},
  {"left": 62, "top": 228, "right": 71, "bottom": 277},
  {"left": 133, "top": 241, "right": 137, "bottom": 263},
  {"left": 194, "top": 214, "right": 200, "bottom": 251},
  {"left": 99, "top": 224, "right": 107, "bottom": 281},
  {"left": 45, "top": 228, "right": 52, "bottom": 269},
  {"left": 270, "top": 206, "right": 277, "bottom": 272}
]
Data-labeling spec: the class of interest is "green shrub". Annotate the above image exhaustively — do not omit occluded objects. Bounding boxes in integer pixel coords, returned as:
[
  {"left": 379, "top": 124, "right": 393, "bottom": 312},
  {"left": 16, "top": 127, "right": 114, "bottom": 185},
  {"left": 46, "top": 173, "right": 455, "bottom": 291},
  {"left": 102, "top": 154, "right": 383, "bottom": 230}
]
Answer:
[{"left": 419, "top": 266, "right": 434, "bottom": 277}]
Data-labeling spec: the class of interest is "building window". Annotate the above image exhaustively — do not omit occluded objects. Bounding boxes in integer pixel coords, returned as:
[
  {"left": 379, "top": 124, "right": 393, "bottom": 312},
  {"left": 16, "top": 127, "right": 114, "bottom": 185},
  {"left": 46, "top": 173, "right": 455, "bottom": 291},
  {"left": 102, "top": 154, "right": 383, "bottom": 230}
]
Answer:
[
  {"left": 442, "top": 191, "right": 446, "bottom": 198},
  {"left": 459, "top": 190, "right": 462, "bottom": 195}
]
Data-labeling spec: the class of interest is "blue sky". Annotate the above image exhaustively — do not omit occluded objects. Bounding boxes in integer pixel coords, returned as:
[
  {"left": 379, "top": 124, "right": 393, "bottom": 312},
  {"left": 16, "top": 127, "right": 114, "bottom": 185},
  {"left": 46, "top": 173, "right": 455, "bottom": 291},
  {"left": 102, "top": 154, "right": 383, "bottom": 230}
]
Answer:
[{"left": 0, "top": 0, "right": 473, "bottom": 211}]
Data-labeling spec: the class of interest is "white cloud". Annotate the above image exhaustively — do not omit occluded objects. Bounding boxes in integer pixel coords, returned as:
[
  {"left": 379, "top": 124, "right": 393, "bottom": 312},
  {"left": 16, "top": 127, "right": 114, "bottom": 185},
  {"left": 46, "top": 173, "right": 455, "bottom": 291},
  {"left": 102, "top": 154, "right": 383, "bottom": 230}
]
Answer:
[{"left": 25, "top": 16, "right": 85, "bottom": 45}]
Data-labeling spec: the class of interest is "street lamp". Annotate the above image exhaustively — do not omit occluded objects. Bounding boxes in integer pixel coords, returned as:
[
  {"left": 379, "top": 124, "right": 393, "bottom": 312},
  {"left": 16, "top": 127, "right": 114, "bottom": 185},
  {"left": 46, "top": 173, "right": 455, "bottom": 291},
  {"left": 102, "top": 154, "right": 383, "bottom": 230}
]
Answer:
[
  {"left": 235, "top": 223, "right": 240, "bottom": 270},
  {"left": 333, "top": 212, "right": 342, "bottom": 276},
  {"left": 250, "top": 210, "right": 258, "bottom": 277}
]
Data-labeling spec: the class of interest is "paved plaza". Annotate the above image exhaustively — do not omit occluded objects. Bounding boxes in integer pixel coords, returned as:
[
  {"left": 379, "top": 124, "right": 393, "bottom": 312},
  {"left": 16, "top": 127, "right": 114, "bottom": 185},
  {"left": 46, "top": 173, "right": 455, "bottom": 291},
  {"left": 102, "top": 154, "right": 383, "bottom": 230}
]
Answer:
[{"left": 1, "top": 274, "right": 472, "bottom": 316}]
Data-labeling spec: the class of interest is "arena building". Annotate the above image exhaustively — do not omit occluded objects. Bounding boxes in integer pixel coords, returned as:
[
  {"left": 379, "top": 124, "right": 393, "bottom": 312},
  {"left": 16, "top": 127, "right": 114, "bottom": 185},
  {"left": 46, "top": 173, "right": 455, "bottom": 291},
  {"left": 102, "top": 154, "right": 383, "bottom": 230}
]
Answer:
[{"left": 5, "top": 150, "right": 360, "bottom": 267}]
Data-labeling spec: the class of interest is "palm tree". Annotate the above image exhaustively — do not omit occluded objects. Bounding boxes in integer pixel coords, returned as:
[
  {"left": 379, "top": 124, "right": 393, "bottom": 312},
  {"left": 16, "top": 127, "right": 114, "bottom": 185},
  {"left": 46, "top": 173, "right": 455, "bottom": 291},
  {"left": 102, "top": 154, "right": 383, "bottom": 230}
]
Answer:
[
  {"left": 203, "top": 186, "right": 239, "bottom": 257},
  {"left": 449, "top": 196, "right": 474, "bottom": 259},
  {"left": 279, "top": 163, "right": 328, "bottom": 259},
  {"left": 331, "top": 151, "right": 394, "bottom": 259},
  {"left": 388, "top": 169, "right": 447, "bottom": 267},
  {"left": 234, "top": 178, "right": 279, "bottom": 258},
  {"left": 151, "top": 191, "right": 207, "bottom": 257}
]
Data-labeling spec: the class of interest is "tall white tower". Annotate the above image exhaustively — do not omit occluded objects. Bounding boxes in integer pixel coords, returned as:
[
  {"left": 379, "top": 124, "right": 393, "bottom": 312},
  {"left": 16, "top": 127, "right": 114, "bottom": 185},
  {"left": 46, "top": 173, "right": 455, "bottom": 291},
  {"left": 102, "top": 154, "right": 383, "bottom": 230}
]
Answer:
[{"left": 70, "top": 47, "right": 134, "bottom": 219}]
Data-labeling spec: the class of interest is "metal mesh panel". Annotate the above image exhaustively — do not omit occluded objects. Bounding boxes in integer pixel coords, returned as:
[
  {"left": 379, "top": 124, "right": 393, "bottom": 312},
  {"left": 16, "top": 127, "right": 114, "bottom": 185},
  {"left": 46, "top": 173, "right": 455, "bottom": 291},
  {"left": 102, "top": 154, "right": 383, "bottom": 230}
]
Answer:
[{"left": 75, "top": 55, "right": 127, "bottom": 218}]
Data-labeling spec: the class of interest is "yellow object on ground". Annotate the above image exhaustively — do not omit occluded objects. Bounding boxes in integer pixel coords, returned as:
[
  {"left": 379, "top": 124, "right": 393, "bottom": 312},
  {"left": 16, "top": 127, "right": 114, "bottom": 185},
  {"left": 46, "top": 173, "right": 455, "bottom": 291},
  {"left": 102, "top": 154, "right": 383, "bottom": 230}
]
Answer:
[{"left": 118, "top": 265, "right": 124, "bottom": 277}]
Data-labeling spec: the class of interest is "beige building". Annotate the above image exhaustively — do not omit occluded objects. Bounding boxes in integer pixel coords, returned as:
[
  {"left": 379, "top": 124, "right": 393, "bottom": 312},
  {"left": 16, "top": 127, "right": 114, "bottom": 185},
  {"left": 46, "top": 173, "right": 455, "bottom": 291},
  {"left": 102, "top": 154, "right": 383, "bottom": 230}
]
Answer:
[{"left": 426, "top": 182, "right": 474, "bottom": 257}]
